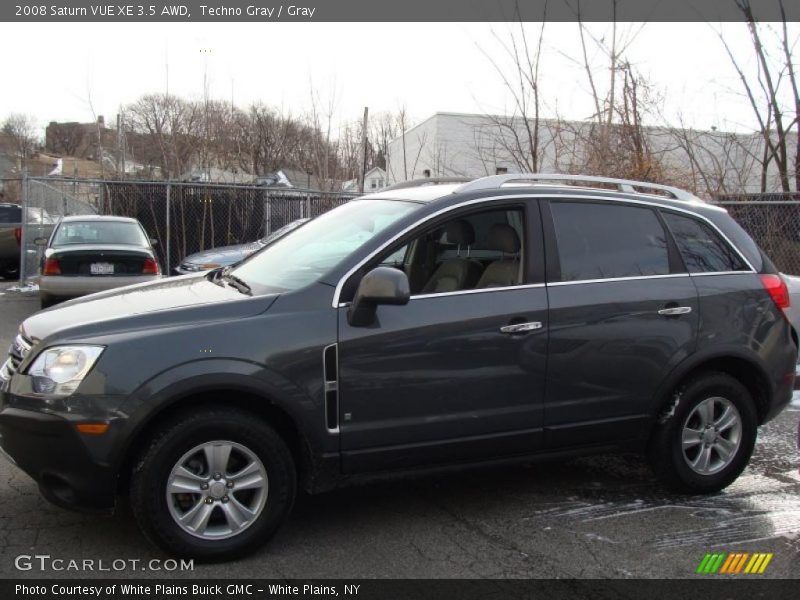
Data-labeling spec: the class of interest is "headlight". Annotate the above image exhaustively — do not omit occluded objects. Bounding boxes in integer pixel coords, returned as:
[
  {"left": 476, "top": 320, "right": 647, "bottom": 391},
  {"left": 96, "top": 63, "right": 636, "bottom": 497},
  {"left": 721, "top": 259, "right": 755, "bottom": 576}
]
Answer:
[{"left": 26, "top": 346, "right": 104, "bottom": 396}]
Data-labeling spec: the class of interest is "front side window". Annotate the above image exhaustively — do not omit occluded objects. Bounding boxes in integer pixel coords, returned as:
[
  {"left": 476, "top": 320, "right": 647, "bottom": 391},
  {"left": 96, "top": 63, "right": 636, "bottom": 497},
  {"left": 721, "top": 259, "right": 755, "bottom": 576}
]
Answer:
[
  {"left": 53, "top": 221, "right": 149, "bottom": 246},
  {"left": 550, "top": 201, "right": 670, "bottom": 281},
  {"left": 232, "top": 199, "right": 417, "bottom": 293},
  {"left": 662, "top": 212, "right": 747, "bottom": 273},
  {"left": 371, "top": 207, "right": 526, "bottom": 296}
]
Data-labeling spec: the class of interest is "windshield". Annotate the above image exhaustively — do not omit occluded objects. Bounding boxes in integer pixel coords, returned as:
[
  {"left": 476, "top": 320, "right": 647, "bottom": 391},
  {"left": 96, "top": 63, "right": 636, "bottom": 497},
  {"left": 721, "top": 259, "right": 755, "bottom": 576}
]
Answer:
[
  {"left": 53, "top": 221, "right": 149, "bottom": 246},
  {"left": 232, "top": 199, "right": 417, "bottom": 292}
]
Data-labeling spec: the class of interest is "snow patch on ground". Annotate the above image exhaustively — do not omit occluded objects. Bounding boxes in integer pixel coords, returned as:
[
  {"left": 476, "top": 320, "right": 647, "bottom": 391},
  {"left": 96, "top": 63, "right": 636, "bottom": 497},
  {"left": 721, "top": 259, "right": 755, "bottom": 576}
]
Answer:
[{"left": 5, "top": 282, "right": 38, "bottom": 293}]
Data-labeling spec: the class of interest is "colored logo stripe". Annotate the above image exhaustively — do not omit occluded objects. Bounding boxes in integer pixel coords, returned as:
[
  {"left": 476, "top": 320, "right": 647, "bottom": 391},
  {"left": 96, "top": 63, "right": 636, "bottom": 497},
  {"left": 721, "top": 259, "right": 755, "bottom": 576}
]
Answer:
[
  {"left": 697, "top": 552, "right": 773, "bottom": 574},
  {"left": 697, "top": 553, "right": 727, "bottom": 573},
  {"left": 744, "top": 553, "right": 773, "bottom": 574},
  {"left": 719, "top": 553, "right": 737, "bottom": 573}
]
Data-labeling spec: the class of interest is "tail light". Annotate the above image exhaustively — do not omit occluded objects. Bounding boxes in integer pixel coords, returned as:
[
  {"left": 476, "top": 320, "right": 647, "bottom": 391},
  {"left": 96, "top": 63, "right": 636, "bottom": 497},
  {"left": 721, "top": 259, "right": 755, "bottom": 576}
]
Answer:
[
  {"left": 43, "top": 258, "right": 61, "bottom": 275},
  {"left": 760, "top": 274, "right": 790, "bottom": 310},
  {"left": 14, "top": 227, "right": 21, "bottom": 246},
  {"left": 142, "top": 258, "right": 160, "bottom": 275}
]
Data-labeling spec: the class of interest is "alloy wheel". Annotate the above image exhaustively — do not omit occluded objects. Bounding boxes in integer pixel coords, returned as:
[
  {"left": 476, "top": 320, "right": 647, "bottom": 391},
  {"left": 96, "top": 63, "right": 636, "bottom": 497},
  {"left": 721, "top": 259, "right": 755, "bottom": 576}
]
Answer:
[
  {"left": 166, "top": 440, "right": 268, "bottom": 540},
  {"left": 681, "top": 396, "right": 743, "bottom": 476}
]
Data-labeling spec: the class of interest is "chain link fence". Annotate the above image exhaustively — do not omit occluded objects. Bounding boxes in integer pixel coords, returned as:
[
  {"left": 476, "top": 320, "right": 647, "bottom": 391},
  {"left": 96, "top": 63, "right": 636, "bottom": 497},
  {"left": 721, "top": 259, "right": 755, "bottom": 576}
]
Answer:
[
  {"left": 712, "top": 193, "right": 800, "bottom": 276},
  {"left": 15, "top": 177, "right": 359, "bottom": 280},
  {"left": 10, "top": 178, "right": 800, "bottom": 280}
]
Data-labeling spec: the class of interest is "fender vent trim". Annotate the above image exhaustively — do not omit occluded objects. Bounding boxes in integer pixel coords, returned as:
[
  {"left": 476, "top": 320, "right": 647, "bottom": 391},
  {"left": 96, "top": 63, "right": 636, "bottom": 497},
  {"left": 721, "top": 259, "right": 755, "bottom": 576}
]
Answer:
[{"left": 323, "top": 344, "right": 339, "bottom": 433}]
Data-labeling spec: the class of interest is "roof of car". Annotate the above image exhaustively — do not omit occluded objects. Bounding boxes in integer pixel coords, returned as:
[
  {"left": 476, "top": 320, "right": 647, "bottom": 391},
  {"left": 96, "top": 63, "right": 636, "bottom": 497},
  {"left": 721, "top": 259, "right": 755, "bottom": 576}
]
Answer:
[
  {"left": 360, "top": 175, "right": 722, "bottom": 215},
  {"left": 59, "top": 215, "right": 139, "bottom": 223},
  {"left": 360, "top": 183, "right": 464, "bottom": 202}
]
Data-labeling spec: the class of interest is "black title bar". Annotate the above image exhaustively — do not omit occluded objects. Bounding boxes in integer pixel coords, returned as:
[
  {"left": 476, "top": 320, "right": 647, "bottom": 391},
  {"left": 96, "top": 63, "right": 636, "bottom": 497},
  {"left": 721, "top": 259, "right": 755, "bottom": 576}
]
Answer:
[
  {"left": 4, "top": 579, "right": 800, "bottom": 600},
  {"left": 3, "top": 0, "right": 800, "bottom": 22}
]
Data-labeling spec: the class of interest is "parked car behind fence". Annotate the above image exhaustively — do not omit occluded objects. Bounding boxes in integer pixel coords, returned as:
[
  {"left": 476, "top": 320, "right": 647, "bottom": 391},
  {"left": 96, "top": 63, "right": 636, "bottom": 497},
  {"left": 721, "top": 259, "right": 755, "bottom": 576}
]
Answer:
[
  {"left": 0, "top": 203, "right": 55, "bottom": 280},
  {"left": 174, "top": 218, "right": 310, "bottom": 275},
  {"left": 37, "top": 215, "right": 162, "bottom": 308}
]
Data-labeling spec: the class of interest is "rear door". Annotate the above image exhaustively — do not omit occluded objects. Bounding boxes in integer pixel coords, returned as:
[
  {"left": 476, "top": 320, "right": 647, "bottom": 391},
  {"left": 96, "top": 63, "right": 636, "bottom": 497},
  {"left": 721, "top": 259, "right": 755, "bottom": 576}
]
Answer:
[{"left": 542, "top": 198, "right": 699, "bottom": 448}]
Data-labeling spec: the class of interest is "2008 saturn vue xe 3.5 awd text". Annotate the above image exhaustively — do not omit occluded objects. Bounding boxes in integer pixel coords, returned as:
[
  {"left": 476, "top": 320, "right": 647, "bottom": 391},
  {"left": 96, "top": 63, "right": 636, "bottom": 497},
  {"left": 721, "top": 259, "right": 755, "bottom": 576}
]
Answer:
[{"left": 0, "top": 174, "right": 796, "bottom": 560}]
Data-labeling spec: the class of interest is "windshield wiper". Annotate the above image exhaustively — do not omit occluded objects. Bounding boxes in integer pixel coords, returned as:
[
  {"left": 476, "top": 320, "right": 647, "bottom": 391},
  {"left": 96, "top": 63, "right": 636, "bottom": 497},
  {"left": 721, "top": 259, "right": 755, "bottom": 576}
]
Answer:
[
  {"left": 208, "top": 267, "right": 226, "bottom": 287},
  {"left": 221, "top": 270, "right": 252, "bottom": 295}
]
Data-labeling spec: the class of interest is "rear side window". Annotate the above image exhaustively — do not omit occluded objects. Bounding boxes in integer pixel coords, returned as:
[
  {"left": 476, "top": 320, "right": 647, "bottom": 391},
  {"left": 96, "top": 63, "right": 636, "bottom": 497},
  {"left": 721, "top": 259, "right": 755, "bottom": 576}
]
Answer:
[
  {"left": 662, "top": 212, "right": 747, "bottom": 273},
  {"left": 550, "top": 201, "right": 670, "bottom": 281}
]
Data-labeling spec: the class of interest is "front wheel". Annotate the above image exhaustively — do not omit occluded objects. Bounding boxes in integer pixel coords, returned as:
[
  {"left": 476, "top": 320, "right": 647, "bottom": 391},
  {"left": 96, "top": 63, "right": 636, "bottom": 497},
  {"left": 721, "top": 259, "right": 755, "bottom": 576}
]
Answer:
[
  {"left": 648, "top": 372, "right": 757, "bottom": 494},
  {"left": 130, "top": 408, "right": 296, "bottom": 560}
]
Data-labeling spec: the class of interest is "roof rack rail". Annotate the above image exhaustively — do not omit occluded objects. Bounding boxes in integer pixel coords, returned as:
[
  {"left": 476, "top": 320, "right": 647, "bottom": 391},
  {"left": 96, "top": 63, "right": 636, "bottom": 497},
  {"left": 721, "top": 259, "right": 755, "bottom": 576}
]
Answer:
[
  {"left": 455, "top": 173, "right": 698, "bottom": 201},
  {"left": 382, "top": 177, "right": 471, "bottom": 192}
]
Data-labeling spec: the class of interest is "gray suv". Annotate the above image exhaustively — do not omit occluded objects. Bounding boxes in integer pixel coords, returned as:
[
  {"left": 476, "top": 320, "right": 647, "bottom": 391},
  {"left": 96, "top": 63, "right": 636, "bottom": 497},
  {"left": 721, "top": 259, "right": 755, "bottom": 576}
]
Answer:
[{"left": 0, "top": 174, "right": 796, "bottom": 560}]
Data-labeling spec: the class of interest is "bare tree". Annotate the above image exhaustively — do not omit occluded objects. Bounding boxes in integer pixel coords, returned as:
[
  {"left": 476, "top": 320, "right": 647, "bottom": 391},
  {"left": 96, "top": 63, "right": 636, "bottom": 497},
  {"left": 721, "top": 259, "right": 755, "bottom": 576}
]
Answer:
[
  {"left": 125, "top": 94, "right": 202, "bottom": 179},
  {"left": 477, "top": 5, "right": 548, "bottom": 172},
  {"left": 2, "top": 113, "right": 40, "bottom": 166},
  {"left": 370, "top": 111, "right": 401, "bottom": 170},
  {"left": 718, "top": 0, "right": 799, "bottom": 192}
]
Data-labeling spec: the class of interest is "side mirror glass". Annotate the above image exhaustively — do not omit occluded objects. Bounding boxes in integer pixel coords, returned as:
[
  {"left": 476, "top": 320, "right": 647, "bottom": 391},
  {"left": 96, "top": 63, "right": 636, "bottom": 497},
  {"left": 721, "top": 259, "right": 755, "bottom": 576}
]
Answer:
[
  {"left": 348, "top": 267, "right": 410, "bottom": 327},
  {"left": 33, "top": 237, "right": 47, "bottom": 247}
]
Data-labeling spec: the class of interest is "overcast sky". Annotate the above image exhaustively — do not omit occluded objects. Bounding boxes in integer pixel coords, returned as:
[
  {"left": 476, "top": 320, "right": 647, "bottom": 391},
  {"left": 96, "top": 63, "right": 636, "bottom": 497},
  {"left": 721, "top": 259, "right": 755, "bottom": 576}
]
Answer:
[{"left": 0, "top": 21, "right": 795, "bottom": 135}]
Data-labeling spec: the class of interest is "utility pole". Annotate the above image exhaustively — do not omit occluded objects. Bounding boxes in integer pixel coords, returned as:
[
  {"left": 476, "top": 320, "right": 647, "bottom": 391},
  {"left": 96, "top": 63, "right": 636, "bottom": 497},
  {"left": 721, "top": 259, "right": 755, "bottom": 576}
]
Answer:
[
  {"left": 359, "top": 107, "right": 369, "bottom": 194},
  {"left": 116, "top": 112, "right": 126, "bottom": 177}
]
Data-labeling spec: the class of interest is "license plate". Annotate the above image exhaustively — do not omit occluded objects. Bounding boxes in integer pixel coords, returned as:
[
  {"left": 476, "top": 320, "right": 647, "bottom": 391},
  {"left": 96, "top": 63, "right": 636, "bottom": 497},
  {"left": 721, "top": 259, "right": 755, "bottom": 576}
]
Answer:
[{"left": 90, "top": 262, "right": 114, "bottom": 275}]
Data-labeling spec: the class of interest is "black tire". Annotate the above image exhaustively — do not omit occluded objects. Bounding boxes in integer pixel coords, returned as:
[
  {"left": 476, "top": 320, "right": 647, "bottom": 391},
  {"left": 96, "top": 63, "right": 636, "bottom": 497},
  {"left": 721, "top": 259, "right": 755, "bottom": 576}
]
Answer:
[
  {"left": 130, "top": 407, "right": 296, "bottom": 561},
  {"left": 648, "top": 371, "right": 757, "bottom": 494},
  {"left": 40, "top": 293, "right": 59, "bottom": 309},
  {"left": 0, "top": 259, "right": 19, "bottom": 280}
]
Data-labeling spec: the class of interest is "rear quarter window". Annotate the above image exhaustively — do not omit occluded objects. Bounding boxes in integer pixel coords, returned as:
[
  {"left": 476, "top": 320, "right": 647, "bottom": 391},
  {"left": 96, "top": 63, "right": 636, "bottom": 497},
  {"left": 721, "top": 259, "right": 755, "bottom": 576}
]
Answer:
[{"left": 662, "top": 212, "right": 748, "bottom": 273}]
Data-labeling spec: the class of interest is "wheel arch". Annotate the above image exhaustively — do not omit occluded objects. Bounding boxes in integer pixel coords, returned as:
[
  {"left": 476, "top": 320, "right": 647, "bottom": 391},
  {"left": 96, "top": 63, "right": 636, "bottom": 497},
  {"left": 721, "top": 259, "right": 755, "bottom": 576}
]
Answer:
[
  {"left": 115, "top": 382, "right": 321, "bottom": 497},
  {"left": 651, "top": 350, "right": 773, "bottom": 429}
]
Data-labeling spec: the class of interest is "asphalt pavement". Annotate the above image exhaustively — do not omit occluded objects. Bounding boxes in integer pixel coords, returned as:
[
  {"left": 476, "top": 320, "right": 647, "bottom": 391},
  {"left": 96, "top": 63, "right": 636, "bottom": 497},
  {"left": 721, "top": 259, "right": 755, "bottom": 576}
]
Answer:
[{"left": 0, "top": 283, "right": 798, "bottom": 579}]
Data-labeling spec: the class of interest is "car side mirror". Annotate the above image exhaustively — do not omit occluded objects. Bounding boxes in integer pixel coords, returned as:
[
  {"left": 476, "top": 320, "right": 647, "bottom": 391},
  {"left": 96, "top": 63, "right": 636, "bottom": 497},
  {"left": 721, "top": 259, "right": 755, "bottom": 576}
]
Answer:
[
  {"left": 33, "top": 237, "right": 47, "bottom": 246},
  {"left": 348, "top": 267, "right": 410, "bottom": 327},
  {"left": 150, "top": 238, "right": 159, "bottom": 246}
]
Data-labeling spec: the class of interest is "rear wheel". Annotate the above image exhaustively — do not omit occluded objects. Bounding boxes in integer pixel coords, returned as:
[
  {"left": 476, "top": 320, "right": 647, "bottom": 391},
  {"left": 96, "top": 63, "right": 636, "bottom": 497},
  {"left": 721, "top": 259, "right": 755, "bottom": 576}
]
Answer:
[
  {"left": 130, "top": 408, "right": 296, "bottom": 560},
  {"left": 648, "top": 372, "right": 757, "bottom": 494}
]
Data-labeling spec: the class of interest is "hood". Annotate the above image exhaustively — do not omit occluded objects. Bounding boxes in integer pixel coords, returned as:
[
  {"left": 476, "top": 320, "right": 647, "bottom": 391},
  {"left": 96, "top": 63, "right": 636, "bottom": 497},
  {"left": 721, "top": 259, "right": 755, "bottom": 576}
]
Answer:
[
  {"left": 22, "top": 274, "right": 277, "bottom": 342},
  {"left": 182, "top": 242, "right": 262, "bottom": 266}
]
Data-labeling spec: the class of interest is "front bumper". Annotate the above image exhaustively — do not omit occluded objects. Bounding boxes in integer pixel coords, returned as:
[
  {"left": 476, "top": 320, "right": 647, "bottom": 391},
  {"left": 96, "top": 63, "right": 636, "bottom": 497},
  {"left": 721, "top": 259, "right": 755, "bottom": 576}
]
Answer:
[
  {"left": 0, "top": 404, "right": 117, "bottom": 513},
  {"left": 39, "top": 274, "right": 161, "bottom": 297}
]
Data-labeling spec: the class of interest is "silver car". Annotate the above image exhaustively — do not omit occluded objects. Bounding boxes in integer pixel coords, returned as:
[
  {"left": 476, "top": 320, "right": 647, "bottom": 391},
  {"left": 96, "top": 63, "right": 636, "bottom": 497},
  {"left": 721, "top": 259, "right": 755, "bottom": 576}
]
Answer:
[
  {"left": 174, "top": 218, "right": 310, "bottom": 275},
  {"left": 37, "top": 215, "right": 162, "bottom": 309}
]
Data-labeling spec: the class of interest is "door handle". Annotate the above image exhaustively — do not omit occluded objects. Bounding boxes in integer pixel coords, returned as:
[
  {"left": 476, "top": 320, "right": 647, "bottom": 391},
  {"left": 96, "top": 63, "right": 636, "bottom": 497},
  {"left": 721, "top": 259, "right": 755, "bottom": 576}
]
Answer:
[
  {"left": 657, "top": 306, "right": 692, "bottom": 316},
  {"left": 500, "top": 321, "right": 543, "bottom": 334}
]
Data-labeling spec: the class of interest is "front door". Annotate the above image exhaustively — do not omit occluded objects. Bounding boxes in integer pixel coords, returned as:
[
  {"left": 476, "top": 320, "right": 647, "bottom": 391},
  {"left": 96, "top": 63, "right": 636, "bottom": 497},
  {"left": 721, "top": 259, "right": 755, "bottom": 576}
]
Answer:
[{"left": 336, "top": 202, "right": 549, "bottom": 473}]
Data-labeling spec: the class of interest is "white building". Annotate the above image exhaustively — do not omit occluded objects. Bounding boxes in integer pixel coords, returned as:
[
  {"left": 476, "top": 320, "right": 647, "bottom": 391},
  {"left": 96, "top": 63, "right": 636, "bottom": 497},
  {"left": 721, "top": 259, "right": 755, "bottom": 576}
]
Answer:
[
  {"left": 342, "top": 167, "right": 387, "bottom": 192},
  {"left": 385, "top": 112, "right": 795, "bottom": 196}
]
